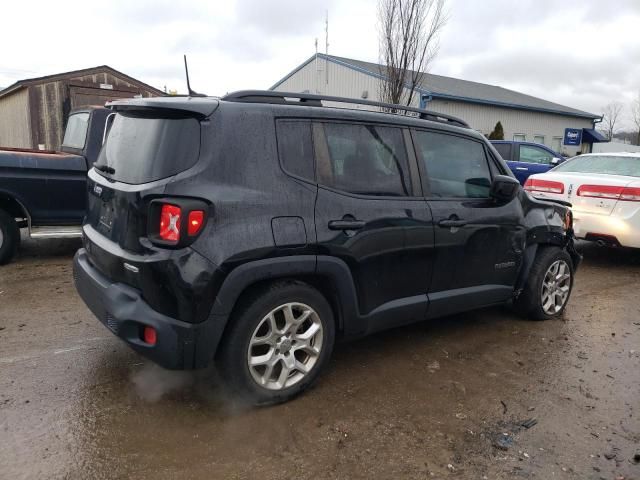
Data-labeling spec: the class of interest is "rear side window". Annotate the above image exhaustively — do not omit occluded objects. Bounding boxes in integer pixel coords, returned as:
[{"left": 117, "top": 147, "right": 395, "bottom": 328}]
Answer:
[
  {"left": 96, "top": 111, "right": 200, "bottom": 184},
  {"left": 276, "top": 120, "right": 314, "bottom": 181},
  {"left": 62, "top": 112, "right": 90, "bottom": 149},
  {"left": 493, "top": 143, "right": 512, "bottom": 160},
  {"left": 414, "top": 131, "right": 492, "bottom": 198},
  {"left": 318, "top": 123, "right": 411, "bottom": 196}
]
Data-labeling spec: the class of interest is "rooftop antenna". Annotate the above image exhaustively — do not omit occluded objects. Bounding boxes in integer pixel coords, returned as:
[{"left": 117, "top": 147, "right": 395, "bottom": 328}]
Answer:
[
  {"left": 183, "top": 54, "right": 204, "bottom": 97},
  {"left": 325, "top": 11, "right": 329, "bottom": 85},
  {"left": 314, "top": 38, "right": 319, "bottom": 93}
]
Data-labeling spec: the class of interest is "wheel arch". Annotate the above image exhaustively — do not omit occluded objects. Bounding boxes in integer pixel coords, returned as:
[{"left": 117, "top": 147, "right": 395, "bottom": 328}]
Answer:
[
  {"left": 514, "top": 231, "right": 579, "bottom": 297},
  {"left": 0, "top": 189, "right": 31, "bottom": 225},
  {"left": 205, "top": 255, "right": 360, "bottom": 361}
]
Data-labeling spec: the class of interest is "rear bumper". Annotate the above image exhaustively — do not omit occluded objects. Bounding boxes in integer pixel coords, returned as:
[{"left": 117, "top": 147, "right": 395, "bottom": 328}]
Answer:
[
  {"left": 573, "top": 210, "right": 640, "bottom": 248},
  {"left": 73, "top": 249, "right": 223, "bottom": 369}
]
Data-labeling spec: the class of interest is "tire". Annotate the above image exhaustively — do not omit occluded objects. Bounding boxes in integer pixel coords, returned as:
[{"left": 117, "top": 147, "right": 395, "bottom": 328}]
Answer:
[
  {"left": 514, "top": 246, "right": 574, "bottom": 320},
  {"left": 0, "top": 209, "right": 20, "bottom": 265},
  {"left": 218, "top": 281, "right": 336, "bottom": 406}
]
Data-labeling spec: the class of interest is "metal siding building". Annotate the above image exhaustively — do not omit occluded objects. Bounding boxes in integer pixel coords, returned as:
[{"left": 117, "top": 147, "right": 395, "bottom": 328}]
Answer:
[
  {"left": 0, "top": 66, "right": 164, "bottom": 150},
  {"left": 272, "top": 54, "right": 600, "bottom": 156}
]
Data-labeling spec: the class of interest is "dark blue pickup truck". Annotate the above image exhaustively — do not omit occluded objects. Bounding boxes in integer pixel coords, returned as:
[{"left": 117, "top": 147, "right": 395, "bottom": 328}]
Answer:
[
  {"left": 0, "top": 106, "right": 111, "bottom": 264},
  {"left": 490, "top": 141, "right": 565, "bottom": 185}
]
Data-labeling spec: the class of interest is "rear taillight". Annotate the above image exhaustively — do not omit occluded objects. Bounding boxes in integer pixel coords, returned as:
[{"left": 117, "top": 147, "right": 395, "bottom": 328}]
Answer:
[
  {"left": 143, "top": 326, "right": 157, "bottom": 346},
  {"left": 159, "top": 204, "right": 181, "bottom": 242},
  {"left": 148, "top": 198, "right": 209, "bottom": 247},
  {"left": 187, "top": 210, "right": 205, "bottom": 236},
  {"left": 577, "top": 185, "right": 640, "bottom": 202},
  {"left": 524, "top": 178, "right": 565, "bottom": 194}
]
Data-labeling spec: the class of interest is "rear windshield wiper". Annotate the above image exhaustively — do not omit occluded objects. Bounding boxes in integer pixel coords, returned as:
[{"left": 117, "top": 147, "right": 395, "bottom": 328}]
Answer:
[{"left": 94, "top": 164, "right": 116, "bottom": 175}]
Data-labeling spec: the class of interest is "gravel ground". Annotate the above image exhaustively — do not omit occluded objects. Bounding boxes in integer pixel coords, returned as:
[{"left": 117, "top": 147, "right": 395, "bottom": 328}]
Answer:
[{"left": 1, "top": 238, "right": 639, "bottom": 479}]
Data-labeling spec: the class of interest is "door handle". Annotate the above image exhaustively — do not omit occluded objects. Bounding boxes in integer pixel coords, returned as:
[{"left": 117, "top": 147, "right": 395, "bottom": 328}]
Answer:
[
  {"left": 438, "top": 219, "right": 468, "bottom": 228},
  {"left": 515, "top": 167, "right": 529, "bottom": 171},
  {"left": 328, "top": 219, "right": 366, "bottom": 231}
]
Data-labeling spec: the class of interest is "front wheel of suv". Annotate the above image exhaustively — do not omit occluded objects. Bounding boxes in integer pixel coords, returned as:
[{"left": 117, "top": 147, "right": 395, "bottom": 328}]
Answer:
[
  {"left": 514, "top": 246, "right": 574, "bottom": 321},
  {"left": 218, "top": 281, "right": 335, "bottom": 405}
]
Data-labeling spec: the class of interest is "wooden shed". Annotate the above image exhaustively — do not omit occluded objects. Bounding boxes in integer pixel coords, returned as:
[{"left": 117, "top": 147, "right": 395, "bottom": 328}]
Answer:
[{"left": 0, "top": 65, "right": 164, "bottom": 150}]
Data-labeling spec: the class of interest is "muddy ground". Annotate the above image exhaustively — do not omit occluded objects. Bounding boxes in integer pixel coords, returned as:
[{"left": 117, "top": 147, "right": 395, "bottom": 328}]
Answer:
[{"left": 1, "top": 238, "right": 639, "bottom": 480}]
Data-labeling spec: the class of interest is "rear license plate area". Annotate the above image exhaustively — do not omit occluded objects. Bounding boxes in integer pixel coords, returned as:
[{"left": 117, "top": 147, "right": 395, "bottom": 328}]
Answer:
[{"left": 98, "top": 202, "right": 114, "bottom": 232}]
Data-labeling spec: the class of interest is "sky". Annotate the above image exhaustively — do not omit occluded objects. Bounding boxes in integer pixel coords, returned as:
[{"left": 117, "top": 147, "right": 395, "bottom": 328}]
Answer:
[{"left": 1, "top": 0, "right": 639, "bottom": 129}]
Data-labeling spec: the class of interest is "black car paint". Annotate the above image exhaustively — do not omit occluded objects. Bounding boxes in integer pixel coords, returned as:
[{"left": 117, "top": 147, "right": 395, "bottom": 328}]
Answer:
[
  {"left": 0, "top": 106, "right": 111, "bottom": 225},
  {"left": 73, "top": 97, "right": 579, "bottom": 370}
]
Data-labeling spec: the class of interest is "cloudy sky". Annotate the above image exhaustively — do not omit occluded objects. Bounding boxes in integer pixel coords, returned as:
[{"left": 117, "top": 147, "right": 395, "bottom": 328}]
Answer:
[{"left": 1, "top": 0, "right": 639, "bottom": 128}]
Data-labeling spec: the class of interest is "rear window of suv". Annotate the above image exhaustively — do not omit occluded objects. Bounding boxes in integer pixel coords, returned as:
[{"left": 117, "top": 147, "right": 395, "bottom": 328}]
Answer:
[{"left": 96, "top": 111, "right": 200, "bottom": 184}]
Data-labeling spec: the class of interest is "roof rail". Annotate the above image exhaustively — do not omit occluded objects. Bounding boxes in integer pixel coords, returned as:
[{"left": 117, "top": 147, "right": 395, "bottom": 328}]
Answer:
[{"left": 222, "top": 90, "right": 470, "bottom": 128}]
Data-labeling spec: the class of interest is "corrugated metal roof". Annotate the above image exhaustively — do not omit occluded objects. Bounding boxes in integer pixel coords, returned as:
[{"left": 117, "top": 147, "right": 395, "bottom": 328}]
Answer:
[{"left": 273, "top": 54, "right": 600, "bottom": 119}]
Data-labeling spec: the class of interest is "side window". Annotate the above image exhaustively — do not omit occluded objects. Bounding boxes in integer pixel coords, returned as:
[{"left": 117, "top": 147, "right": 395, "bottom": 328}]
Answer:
[
  {"left": 414, "top": 130, "right": 492, "bottom": 198},
  {"left": 318, "top": 122, "right": 411, "bottom": 196},
  {"left": 493, "top": 143, "right": 512, "bottom": 160},
  {"left": 276, "top": 120, "right": 315, "bottom": 181},
  {"left": 519, "top": 144, "right": 554, "bottom": 165},
  {"left": 62, "top": 112, "right": 90, "bottom": 149}
]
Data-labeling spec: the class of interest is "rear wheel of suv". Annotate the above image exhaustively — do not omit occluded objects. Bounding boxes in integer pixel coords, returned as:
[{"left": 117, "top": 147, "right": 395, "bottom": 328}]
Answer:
[
  {"left": 218, "top": 281, "right": 335, "bottom": 405},
  {"left": 514, "top": 246, "right": 574, "bottom": 320},
  {"left": 0, "top": 209, "right": 20, "bottom": 265}
]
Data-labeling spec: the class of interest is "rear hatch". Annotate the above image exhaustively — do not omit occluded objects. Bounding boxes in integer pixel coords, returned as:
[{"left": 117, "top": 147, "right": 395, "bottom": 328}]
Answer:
[{"left": 84, "top": 107, "right": 204, "bottom": 269}]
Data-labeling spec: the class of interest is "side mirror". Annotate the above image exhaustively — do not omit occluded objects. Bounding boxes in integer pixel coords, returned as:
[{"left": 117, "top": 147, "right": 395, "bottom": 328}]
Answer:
[
  {"left": 550, "top": 157, "right": 561, "bottom": 165},
  {"left": 490, "top": 175, "right": 520, "bottom": 203}
]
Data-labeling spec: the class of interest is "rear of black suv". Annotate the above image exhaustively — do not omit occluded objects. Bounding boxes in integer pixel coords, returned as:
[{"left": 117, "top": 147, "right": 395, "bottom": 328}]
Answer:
[{"left": 74, "top": 98, "right": 215, "bottom": 369}]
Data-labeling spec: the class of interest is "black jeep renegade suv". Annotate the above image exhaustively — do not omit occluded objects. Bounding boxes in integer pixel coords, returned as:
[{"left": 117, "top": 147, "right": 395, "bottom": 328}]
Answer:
[{"left": 73, "top": 90, "right": 580, "bottom": 404}]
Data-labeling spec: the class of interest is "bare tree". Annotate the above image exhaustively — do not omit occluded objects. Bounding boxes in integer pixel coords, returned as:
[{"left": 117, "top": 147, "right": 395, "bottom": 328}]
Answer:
[
  {"left": 378, "top": 0, "right": 446, "bottom": 109},
  {"left": 632, "top": 92, "right": 640, "bottom": 146},
  {"left": 601, "top": 101, "right": 623, "bottom": 140}
]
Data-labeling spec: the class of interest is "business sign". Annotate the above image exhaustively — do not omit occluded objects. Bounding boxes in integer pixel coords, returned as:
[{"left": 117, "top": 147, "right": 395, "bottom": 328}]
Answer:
[{"left": 563, "top": 128, "right": 582, "bottom": 146}]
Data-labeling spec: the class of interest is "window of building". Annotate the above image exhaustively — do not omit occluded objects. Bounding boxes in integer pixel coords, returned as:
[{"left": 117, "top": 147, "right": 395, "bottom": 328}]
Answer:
[
  {"left": 318, "top": 123, "right": 411, "bottom": 196},
  {"left": 533, "top": 135, "right": 545, "bottom": 145},
  {"left": 413, "top": 130, "right": 492, "bottom": 198},
  {"left": 513, "top": 133, "right": 526, "bottom": 142},
  {"left": 276, "top": 120, "right": 315, "bottom": 181},
  {"left": 519, "top": 144, "right": 555, "bottom": 165},
  {"left": 552, "top": 136, "right": 562, "bottom": 152}
]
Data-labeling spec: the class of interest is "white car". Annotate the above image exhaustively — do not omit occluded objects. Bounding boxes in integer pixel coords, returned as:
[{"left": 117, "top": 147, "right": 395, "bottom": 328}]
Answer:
[{"left": 524, "top": 152, "right": 640, "bottom": 248}]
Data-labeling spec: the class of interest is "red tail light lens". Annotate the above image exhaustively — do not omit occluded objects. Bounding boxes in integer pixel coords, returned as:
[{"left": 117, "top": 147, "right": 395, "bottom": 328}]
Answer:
[
  {"left": 143, "top": 326, "right": 157, "bottom": 345},
  {"left": 620, "top": 187, "right": 640, "bottom": 201},
  {"left": 577, "top": 184, "right": 640, "bottom": 202},
  {"left": 159, "top": 204, "right": 181, "bottom": 242},
  {"left": 524, "top": 178, "right": 564, "bottom": 194},
  {"left": 187, "top": 210, "right": 205, "bottom": 236},
  {"left": 149, "top": 198, "right": 208, "bottom": 248}
]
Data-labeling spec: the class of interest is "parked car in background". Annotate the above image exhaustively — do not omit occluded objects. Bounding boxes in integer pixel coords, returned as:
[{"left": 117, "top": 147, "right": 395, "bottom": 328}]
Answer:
[
  {"left": 491, "top": 141, "right": 565, "bottom": 185},
  {"left": 73, "top": 91, "right": 580, "bottom": 405},
  {"left": 0, "top": 106, "right": 111, "bottom": 264},
  {"left": 525, "top": 152, "right": 640, "bottom": 248}
]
